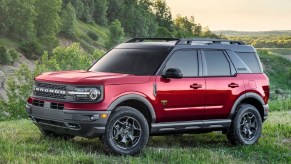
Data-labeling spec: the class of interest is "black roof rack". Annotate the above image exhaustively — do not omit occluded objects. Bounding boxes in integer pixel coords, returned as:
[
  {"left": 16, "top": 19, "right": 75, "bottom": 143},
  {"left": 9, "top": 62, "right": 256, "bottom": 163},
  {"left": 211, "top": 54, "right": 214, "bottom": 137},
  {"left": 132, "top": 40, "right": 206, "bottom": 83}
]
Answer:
[
  {"left": 176, "top": 38, "right": 245, "bottom": 45},
  {"left": 126, "top": 38, "right": 180, "bottom": 43},
  {"left": 126, "top": 38, "right": 246, "bottom": 45}
]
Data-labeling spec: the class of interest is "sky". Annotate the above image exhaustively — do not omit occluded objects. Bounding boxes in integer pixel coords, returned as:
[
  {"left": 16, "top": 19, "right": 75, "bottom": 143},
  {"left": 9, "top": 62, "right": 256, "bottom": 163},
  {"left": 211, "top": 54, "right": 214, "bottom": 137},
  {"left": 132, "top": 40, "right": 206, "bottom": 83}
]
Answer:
[{"left": 165, "top": 0, "right": 291, "bottom": 31}]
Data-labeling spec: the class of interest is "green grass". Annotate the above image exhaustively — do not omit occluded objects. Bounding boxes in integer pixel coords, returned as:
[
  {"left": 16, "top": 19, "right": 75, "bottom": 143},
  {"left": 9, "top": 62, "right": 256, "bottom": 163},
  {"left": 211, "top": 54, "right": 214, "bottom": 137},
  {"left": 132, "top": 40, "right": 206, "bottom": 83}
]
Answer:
[
  {"left": 75, "top": 21, "right": 109, "bottom": 52},
  {"left": 258, "top": 48, "right": 291, "bottom": 56},
  {"left": 0, "top": 37, "right": 21, "bottom": 49},
  {"left": 0, "top": 111, "right": 290, "bottom": 163},
  {"left": 258, "top": 50, "right": 291, "bottom": 91}
]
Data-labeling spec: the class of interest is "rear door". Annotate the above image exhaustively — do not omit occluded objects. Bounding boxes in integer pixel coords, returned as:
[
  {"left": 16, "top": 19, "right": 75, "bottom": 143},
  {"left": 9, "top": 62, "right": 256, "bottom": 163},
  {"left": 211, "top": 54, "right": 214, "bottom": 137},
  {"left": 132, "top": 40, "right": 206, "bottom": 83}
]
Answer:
[
  {"left": 202, "top": 50, "right": 244, "bottom": 119},
  {"left": 156, "top": 49, "right": 206, "bottom": 122}
]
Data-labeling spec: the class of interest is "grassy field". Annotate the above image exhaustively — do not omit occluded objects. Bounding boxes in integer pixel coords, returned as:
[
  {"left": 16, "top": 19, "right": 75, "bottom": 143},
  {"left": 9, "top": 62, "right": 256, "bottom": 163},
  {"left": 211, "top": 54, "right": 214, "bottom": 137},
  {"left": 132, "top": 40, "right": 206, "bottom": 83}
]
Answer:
[
  {"left": 0, "top": 111, "right": 290, "bottom": 164},
  {"left": 258, "top": 50, "right": 291, "bottom": 91},
  {"left": 258, "top": 48, "right": 291, "bottom": 56}
]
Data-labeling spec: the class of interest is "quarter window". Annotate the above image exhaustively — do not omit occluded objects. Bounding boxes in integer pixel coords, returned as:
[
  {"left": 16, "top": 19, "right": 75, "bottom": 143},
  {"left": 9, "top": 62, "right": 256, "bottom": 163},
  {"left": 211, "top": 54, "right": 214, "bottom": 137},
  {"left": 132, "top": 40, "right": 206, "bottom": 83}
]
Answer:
[
  {"left": 203, "top": 50, "right": 231, "bottom": 76},
  {"left": 236, "top": 52, "right": 261, "bottom": 73},
  {"left": 163, "top": 50, "right": 198, "bottom": 77}
]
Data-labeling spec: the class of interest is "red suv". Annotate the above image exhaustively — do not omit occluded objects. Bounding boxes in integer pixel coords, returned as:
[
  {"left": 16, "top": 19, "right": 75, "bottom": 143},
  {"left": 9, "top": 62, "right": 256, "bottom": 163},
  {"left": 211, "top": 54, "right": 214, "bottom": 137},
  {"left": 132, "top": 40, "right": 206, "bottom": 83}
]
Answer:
[{"left": 26, "top": 38, "right": 269, "bottom": 155}]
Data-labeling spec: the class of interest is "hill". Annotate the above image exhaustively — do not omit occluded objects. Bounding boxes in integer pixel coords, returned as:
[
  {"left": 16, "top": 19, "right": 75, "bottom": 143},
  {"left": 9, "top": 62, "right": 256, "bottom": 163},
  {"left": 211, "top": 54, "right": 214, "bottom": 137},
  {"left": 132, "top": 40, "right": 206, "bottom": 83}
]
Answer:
[{"left": 214, "top": 30, "right": 291, "bottom": 36}]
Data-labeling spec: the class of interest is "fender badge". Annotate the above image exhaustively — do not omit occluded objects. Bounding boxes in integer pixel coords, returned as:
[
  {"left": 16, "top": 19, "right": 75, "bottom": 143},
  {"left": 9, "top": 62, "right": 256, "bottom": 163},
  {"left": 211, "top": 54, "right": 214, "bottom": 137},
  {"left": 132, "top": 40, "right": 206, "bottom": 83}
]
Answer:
[{"left": 161, "top": 100, "right": 168, "bottom": 106}]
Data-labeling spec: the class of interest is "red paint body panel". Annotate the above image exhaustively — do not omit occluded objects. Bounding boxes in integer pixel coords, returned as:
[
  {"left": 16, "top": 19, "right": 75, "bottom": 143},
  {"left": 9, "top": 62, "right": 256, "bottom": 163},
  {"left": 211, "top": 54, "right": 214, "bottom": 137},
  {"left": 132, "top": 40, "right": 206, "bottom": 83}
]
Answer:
[
  {"left": 31, "top": 69, "right": 269, "bottom": 123},
  {"left": 36, "top": 70, "right": 150, "bottom": 85},
  {"left": 155, "top": 77, "right": 206, "bottom": 122},
  {"left": 204, "top": 75, "right": 244, "bottom": 119}
]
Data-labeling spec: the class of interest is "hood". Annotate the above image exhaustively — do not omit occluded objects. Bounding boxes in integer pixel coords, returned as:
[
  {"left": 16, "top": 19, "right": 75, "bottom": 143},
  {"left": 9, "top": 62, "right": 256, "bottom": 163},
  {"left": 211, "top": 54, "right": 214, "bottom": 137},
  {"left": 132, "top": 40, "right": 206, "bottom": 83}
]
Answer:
[{"left": 35, "top": 70, "right": 151, "bottom": 85}]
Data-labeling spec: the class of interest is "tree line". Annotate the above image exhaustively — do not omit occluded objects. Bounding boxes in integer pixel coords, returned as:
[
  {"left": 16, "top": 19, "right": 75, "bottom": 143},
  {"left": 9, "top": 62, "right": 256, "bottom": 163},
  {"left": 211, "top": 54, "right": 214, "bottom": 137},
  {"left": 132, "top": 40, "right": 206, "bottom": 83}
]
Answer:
[
  {"left": 0, "top": 0, "right": 217, "bottom": 55},
  {"left": 226, "top": 36, "right": 291, "bottom": 48}
]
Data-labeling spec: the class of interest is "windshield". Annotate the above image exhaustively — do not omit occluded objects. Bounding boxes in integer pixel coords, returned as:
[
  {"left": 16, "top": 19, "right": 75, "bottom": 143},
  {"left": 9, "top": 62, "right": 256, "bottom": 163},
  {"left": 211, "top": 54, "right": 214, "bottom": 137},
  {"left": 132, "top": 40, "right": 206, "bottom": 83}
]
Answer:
[{"left": 89, "top": 49, "right": 169, "bottom": 75}]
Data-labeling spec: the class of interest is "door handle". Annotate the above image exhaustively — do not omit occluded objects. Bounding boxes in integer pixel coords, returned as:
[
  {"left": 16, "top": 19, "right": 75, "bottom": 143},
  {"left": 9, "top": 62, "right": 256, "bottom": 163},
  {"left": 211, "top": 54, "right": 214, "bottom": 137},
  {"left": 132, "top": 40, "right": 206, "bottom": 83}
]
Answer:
[
  {"left": 190, "top": 83, "right": 202, "bottom": 89},
  {"left": 228, "top": 83, "right": 239, "bottom": 88}
]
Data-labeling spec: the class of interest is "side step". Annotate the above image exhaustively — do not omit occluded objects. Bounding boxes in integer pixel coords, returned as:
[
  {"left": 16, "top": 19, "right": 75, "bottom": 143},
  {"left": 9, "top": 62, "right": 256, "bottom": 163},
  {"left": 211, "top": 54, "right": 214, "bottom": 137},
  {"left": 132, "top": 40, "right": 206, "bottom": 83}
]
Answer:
[{"left": 151, "top": 119, "right": 231, "bottom": 133}]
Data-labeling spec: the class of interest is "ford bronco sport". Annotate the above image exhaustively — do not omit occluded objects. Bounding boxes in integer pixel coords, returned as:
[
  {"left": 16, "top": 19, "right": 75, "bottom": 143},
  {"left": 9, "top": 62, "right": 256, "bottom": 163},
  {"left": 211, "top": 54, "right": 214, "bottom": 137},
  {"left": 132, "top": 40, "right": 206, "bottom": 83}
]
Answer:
[{"left": 26, "top": 38, "right": 269, "bottom": 155}]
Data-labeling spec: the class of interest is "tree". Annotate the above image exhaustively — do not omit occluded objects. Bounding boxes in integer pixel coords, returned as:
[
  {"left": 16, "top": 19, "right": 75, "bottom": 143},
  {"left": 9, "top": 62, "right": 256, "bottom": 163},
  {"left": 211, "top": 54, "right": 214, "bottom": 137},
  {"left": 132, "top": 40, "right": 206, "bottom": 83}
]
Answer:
[
  {"left": 0, "top": 46, "right": 12, "bottom": 65},
  {"left": 93, "top": 0, "right": 108, "bottom": 25},
  {"left": 152, "top": 0, "right": 173, "bottom": 31},
  {"left": 202, "top": 26, "right": 218, "bottom": 38},
  {"left": 106, "top": 19, "right": 125, "bottom": 49},
  {"left": 107, "top": 0, "right": 124, "bottom": 23},
  {"left": 79, "top": 0, "right": 96, "bottom": 23},
  {"left": 0, "top": 0, "right": 36, "bottom": 39},
  {"left": 174, "top": 15, "right": 195, "bottom": 37},
  {"left": 61, "top": 3, "right": 77, "bottom": 38},
  {"left": 155, "top": 27, "right": 173, "bottom": 37},
  {"left": 34, "top": 0, "right": 62, "bottom": 45},
  {"left": 66, "top": 0, "right": 84, "bottom": 19}
]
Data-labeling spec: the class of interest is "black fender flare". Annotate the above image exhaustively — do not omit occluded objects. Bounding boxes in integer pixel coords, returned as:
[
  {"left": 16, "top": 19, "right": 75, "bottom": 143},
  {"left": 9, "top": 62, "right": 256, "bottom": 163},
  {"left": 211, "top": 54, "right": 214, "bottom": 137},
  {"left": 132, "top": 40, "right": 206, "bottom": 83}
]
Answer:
[
  {"left": 228, "top": 92, "right": 265, "bottom": 119},
  {"left": 107, "top": 94, "right": 156, "bottom": 123}
]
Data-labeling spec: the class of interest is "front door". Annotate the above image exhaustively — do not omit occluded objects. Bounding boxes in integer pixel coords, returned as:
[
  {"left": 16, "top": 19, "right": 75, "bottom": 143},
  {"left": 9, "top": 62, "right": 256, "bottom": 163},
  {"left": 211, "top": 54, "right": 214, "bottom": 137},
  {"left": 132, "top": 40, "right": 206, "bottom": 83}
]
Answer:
[{"left": 156, "top": 50, "right": 206, "bottom": 122}]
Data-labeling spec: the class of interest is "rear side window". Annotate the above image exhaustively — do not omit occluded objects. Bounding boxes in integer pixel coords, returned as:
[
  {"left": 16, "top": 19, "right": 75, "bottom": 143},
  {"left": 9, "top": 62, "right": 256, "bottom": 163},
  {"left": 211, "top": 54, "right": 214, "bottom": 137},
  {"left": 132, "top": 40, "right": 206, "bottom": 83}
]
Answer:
[
  {"left": 236, "top": 52, "right": 261, "bottom": 73},
  {"left": 203, "top": 50, "right": 231, "bottom": 76},
  {"left": 163, "top": 50, "right": 198, "bottom": 77}
]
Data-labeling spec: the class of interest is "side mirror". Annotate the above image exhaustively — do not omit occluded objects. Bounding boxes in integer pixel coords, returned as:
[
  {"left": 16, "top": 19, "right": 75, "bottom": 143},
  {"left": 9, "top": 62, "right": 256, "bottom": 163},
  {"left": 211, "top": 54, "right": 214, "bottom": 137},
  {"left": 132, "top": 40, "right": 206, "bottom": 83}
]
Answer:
[{"left": 162, "top": 68, "right": 183, "bottom": 79}]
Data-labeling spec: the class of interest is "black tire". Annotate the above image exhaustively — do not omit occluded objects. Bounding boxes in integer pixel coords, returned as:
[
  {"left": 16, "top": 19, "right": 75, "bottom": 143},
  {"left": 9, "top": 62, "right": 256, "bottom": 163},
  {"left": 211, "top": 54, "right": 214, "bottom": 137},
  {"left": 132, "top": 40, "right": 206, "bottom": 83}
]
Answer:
[
  {"left": 101, "top": 106, "right": 149, "bottom": 156},
  {"left": 227, "top": 103, "right": 262, "bottom": 145},
  {"left": 40, "top": 129, "right": 75, "bottom": 140}
]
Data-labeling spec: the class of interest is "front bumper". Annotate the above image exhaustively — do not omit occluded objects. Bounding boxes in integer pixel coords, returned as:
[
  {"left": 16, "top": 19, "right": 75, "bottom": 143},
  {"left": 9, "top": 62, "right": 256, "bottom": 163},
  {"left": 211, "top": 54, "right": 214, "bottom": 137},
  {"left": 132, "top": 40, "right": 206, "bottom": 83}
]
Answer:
[{"left": 26, "top": 103, "right": 111, "bottom": 138}]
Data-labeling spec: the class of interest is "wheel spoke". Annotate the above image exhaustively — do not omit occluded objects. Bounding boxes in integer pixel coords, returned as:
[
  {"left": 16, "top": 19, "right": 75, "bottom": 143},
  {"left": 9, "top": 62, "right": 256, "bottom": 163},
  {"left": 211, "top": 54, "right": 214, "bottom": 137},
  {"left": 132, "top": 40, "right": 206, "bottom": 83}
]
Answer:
[
  {"left": 249, "top": 121, "right": 257, "bottom": 129},
  {"left": 113, "top": 127, "right": 122, "bottom": 139},
  {"left": 128, "top": 134, "right": 136, "bottom": 142}
]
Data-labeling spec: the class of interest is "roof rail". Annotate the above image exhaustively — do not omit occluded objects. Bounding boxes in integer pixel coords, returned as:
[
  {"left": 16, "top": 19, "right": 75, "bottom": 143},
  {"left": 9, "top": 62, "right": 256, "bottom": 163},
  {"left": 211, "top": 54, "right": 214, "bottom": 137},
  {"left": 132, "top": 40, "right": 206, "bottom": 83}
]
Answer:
[
  {"left": 126, "top": 38, "right": 246, "bottom": 45},
  {"left": 176, "top": 38, "right": 245, "bottom": 45},
  {"left": 126, "top": 38, "right": 179, "bottom": 43}
]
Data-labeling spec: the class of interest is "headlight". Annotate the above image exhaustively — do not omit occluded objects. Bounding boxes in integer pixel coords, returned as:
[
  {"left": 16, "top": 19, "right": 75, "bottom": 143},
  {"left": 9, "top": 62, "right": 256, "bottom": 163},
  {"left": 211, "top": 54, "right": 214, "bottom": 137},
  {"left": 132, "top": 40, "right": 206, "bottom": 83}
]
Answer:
[{"left": 68, "top": 88, "right": 101, "bottom": 101}]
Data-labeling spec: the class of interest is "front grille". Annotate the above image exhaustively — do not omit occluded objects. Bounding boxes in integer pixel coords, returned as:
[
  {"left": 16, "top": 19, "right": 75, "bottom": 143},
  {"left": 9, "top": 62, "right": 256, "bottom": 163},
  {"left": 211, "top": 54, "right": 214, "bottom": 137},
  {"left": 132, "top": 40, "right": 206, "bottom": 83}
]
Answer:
[
  {"left": 35, "top": 81, "right": 67, "bottom": 90},
  {"left": 32, "top": 100, "right": 44, "bottom": 107},
  {"left": 35, "top": 91, "right": 66, "bottom": 100},
  {"left": 50, "top": 102, "right": 64, "bottom": 110},
  {"left": 34, "top": 118, "right": 67, "bottom": 128}
]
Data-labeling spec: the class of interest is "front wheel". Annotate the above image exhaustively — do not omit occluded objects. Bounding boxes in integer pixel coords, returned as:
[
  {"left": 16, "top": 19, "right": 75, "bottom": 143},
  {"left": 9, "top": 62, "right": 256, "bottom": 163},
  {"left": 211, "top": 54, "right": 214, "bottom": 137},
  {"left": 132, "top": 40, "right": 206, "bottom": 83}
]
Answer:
[
  {"left": 101, "top": 106, "right": 149, "bottom": 155},
  {"left": 227, "top": 104, "right": 262, "bottom": 145}
]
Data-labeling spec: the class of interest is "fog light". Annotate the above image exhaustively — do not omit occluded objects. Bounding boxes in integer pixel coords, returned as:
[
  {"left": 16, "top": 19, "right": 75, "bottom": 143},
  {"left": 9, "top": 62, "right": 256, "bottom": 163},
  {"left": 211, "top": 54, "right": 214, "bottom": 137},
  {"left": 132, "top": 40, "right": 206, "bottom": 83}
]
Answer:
[{"left": 100, "top": 114, "right": 108, "bottom": 119}]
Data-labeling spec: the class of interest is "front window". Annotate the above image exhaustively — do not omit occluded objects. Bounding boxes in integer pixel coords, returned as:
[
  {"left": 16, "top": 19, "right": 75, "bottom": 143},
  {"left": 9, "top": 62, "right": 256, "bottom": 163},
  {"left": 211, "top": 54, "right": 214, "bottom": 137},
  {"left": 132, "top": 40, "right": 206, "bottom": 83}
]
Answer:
[
  {"left": 89, "top": 49, "right": 169, "bottom": 75},
  {"left": 163, "top": 50, "right": 199, "bottom": 77}
]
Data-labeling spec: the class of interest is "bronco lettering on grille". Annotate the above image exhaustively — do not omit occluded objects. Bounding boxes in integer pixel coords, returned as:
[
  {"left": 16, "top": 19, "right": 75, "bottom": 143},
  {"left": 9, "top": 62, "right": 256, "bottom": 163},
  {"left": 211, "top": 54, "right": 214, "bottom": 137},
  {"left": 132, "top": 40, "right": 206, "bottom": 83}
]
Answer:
[{"left": 34, "top": 87, "right": 66, "bottom": 95}]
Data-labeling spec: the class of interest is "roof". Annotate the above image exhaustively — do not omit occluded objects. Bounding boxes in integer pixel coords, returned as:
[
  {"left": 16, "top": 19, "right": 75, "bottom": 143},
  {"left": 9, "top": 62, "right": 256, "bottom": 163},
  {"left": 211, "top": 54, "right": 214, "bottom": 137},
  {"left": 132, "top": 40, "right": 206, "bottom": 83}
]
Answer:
[{"left": 115, "top": 38, "right": 256, "bottom": 53}]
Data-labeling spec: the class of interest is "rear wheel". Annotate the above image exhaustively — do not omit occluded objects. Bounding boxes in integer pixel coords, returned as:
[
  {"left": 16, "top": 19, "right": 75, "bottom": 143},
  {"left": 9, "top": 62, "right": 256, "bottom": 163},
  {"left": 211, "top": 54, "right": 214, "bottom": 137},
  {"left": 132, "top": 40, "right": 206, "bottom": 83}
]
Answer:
[
  {"left": 101, "top": 106, "right": 149, "bottom": 155},
  {"left": 227, "top": 104, "right": 262, "bottom": 145}
]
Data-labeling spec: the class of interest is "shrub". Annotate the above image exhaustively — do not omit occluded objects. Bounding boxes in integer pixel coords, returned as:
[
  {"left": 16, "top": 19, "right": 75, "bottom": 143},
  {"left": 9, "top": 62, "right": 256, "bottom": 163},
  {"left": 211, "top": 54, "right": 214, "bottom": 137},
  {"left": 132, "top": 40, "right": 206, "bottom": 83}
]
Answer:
[
  {"left": 87, "top": 30, "right": 99, "bottom": 41},
  {"left": 1, "top": 43, "right": 104, "bottom": 121},
  {"left": 5, "top": 64, "right": 34, "bottom": 120},
  {"left": 91, "top": 49, "right": 105, "bottom": 62},
  {"left": 106, "top": 19, "right": 125, "bottom": 49},
  {"left": 0, "top": 46, "right": 12, "bottom": 65},
  {"left": 9, "top": 49, "right": 19, "bottom": 61},
  {"left": 20, "top": 40, "right": 42, "bottom": 60}
]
